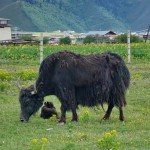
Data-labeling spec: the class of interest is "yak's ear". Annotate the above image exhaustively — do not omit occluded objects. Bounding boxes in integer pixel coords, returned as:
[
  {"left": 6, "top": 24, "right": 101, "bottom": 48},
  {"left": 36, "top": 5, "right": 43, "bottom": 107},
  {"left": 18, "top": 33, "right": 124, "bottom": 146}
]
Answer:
[{"left": 37, "top": 82, "right": 44, "bottom": 92}]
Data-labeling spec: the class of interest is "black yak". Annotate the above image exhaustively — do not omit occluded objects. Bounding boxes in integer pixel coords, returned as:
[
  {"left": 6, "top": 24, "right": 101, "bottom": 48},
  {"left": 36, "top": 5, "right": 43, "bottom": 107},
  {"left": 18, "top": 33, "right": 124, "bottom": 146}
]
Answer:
[
  {"left": 40, "top": 102, "right": 58, "bottom": 119},
  {"left": 18, "top": 50, "right": 130, "bottom": 124}
]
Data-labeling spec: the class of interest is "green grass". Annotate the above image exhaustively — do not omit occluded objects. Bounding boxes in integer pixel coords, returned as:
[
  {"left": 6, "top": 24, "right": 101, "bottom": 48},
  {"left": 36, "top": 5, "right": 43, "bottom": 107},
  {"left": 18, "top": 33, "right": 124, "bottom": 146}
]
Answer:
[{"left": 0, "top": 45, "right": 150, "bottom": 150}]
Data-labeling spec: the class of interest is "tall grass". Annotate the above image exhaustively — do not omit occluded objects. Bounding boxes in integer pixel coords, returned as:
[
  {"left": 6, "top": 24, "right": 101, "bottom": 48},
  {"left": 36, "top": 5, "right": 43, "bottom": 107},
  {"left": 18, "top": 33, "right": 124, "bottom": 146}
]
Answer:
[{"left": 0, "top": 43, "right": 150, "bottom": 61}]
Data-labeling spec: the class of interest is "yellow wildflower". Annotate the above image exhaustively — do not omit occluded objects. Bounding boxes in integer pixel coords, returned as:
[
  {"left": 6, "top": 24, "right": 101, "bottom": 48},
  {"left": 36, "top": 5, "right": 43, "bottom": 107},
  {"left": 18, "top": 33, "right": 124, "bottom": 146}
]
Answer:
[
  {"left": 31, "top": 139, "right": 38, "bottom": 143},
  {"left": 41, "top": 137, "right": 48, "bottom": 143},
  {"left": 49, "top": 114, "right": 57, "bottom": 121},
  {"left": 97, "top": 138, "right": 104, "bottom": 144},
  {"left": 105, "top": 132, "right": 112, "bottom": 137},
  {"left": 80, "top": 116, "right": 83, "bottom": 120},
  {"left": 111, "top": 130, "right": 117, "bottom": 134},
  {"left": 84, "top": 110, "right": 90, "bottom": 115}
]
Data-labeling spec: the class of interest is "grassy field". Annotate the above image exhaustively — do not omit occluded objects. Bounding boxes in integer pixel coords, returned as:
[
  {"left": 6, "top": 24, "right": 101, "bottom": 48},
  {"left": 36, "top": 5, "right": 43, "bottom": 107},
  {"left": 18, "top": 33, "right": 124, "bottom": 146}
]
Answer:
[{"left": 0, "top": 44, "right": 150, "bottom": 150}]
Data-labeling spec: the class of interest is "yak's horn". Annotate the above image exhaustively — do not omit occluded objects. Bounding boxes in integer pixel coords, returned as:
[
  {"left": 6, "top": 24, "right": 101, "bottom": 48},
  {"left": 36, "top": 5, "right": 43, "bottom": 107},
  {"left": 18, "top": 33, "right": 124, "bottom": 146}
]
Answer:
[{"left": 17, "top": 76, "right": 22, "bottom": 90}]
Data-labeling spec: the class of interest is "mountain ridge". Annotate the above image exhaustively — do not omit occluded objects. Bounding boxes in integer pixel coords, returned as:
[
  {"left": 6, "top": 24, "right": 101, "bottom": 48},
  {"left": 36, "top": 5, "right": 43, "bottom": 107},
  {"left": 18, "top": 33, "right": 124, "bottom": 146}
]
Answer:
[{"left": 0, "top": 0, "right": 149, "bottom": 32}]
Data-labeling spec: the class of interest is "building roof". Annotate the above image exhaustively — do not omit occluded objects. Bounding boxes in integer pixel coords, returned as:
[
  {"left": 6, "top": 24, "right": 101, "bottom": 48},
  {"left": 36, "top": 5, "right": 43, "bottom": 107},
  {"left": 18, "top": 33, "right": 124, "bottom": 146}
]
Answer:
[
  {"left": 0, "top": 18, "right": 11, "bottom": 27},
  {"left": 0, "top": 18, "right": 10, "bottom": 21},
  {"left": 87, "top": 30, "right": 117, "bottom": 36}
]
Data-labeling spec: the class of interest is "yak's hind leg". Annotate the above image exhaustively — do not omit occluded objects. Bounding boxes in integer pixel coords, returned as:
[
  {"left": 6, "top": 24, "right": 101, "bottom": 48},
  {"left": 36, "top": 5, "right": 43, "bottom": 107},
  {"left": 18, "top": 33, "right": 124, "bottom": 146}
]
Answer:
[
  {"left": 103, "top": 105, "right": 124, "bottom": 121},
  {"left": 102, "top": 104, "right": 125, "bottom": 121},
  {"left": 103, "top": 102, "right": 114, "bottom": 120},
  {"left": 119, "top": 107, "right": 124, "bottom": 121}
]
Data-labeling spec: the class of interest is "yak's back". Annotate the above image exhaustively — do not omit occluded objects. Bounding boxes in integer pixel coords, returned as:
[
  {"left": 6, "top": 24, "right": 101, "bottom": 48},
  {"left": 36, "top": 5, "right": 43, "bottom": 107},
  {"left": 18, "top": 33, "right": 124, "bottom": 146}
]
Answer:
[{"left": 40, "top": 50, "right": 130, "bottom": 89}]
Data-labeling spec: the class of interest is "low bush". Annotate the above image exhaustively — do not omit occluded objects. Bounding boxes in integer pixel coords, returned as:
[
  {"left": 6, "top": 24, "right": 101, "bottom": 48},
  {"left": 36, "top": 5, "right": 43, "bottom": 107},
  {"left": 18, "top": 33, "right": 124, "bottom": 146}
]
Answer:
[
  {"left": 0, "top": 81, "right": 11, "bottom": 91},
  {"left": 16, "top": 69, "right": 37, "bottom": 81},
  {"left": 0, "top": 70, "right": 13, "bottom": 81},
  {"left": 97, "top": 130, "right": 120, "bottom": 150}
]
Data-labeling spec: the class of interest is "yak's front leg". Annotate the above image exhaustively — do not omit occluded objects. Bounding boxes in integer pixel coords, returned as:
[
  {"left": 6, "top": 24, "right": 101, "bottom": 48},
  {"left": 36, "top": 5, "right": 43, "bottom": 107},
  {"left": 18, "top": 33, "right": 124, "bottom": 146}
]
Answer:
[
  {"left": 59, "top": 104, "right": 67, "bottom": 124},
  {"left": 69, "top": 89, "right": 78, "bottom": 122},
  {"left": 71, "top": 101, "right": 78, "bottom": 122}
]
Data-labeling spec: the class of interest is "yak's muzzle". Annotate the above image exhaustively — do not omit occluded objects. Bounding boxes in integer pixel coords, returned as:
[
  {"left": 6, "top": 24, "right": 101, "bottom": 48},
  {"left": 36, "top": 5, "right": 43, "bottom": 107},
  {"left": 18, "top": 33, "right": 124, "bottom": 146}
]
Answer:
[{"left": 20, "top": 114, "right": 28, "bottom": 123}]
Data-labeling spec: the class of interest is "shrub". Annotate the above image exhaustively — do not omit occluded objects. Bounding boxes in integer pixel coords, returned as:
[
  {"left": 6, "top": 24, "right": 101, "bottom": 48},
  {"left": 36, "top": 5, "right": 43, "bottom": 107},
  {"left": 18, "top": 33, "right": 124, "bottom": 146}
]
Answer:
[
  {"left": 43, "top": 37, "right": 49, "bottom": 44},
  {"left": 115, "top": 33, "right": 143, "bottom": 43},
  {"left": 83, "top": 35, "right": 110, "bottom": 44},
  {"left": 30, "top": 137, "right": 48, "bottom": 150},
  {"left": 49, "top": 114, "right": 57, "bottom": 122},
  {"left": 97, "top": 130, "right": 120, "bottom": 150},
  {"left": 0, "top": 81, "right": 11, "bottom": 91},
  {"left": 0, "top": 70, "right": 13, "bottom": 81},
  {"left": 59, "top": 36, "right": 71, "bottom": 45},
  {"left": 83, "top": 35, "right": 95, "bottom": 44},
  {"left": 80, "top": 110, "right": 90, "bottom": 123},
  {"left": 16, "top": 69, "right": 37, "bottom": 81},
  {"left": 20, "top": 35, "right": 32, "bottom": 41}
]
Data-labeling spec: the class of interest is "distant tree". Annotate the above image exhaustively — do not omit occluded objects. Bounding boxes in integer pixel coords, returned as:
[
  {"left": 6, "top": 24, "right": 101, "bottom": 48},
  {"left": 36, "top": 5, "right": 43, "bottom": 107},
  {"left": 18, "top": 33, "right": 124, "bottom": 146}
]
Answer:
[
  {"left": 95, "top": 34, "right": 110, "bottom": 43},
  {"left": 59, "top": 0, "right": 63, "bottom": 9},
  {"left": 45, "top": 0, "right": 56, "bottom": 4},
  {"left": 24, "top": 0, "right": 36, "bottom": 4},
  {"left": 21, "top": 35, "right": 32, "bottom": 41},
  {"left": 59, "top": 36, "right": 71, "bottom": 44},
  {"left": 83, "top": 35, "right": 95, "bottom": 44},
  {"left": 115, "top": 33, "right": 143, "bottom": 43},
  {"left": 115, "top": 34, "right": 127, "bottom": 43},
  {"left": 43, "top": 37, "right": 49, "bottom": 44},
  {"left": 130, "top": 35, "right": 143, "bottom": 43},
  {"left": 83, "top": 35, "right": 111, "bottom": 44}
]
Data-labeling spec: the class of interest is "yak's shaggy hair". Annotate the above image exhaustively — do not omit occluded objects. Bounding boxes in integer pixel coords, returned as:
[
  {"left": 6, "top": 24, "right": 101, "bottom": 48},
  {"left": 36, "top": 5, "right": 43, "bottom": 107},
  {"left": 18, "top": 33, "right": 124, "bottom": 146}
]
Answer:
[
  {"left": 40, "top": 102, "right": 58, "bottom": 119},
  {"left": 19, "top": 50, "right": 130, "bottom": 123}
]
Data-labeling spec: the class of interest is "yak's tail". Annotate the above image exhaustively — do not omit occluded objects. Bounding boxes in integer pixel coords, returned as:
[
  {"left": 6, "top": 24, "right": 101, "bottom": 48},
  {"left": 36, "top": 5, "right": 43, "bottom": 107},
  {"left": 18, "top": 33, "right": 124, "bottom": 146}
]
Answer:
[
  {"left": 107, "top": 52, "right": 130, "bottom": 107},
  {"left": 108, "top": 52, "right": 130, "bottom": 89}
]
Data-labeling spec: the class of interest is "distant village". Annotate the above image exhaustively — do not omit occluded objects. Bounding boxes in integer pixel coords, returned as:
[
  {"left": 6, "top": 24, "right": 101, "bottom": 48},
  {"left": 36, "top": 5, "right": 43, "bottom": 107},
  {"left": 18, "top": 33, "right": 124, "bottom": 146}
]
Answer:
[{"left": 0, "top": 18, "right": 149, "bottom": 45}]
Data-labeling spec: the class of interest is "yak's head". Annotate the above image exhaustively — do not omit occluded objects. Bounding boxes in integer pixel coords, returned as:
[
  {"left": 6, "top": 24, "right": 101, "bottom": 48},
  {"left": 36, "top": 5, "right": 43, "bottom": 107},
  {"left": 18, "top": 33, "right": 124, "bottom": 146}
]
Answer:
[
  {"left": 44, "top": 101, "right": 55, "bottom": 109},
  {"left": 17, "top": 82, "right": 44, "bottom": 122}
]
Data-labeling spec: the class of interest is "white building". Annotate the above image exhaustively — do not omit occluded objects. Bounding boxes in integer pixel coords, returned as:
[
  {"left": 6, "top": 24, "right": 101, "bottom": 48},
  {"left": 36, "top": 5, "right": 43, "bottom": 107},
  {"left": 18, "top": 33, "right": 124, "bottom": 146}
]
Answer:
[
  {"left": 0, "top": 18, "right": 11, "bottom": 41},
  {"left": 87, "top": 30, "right": 117, "bottom": 40}
]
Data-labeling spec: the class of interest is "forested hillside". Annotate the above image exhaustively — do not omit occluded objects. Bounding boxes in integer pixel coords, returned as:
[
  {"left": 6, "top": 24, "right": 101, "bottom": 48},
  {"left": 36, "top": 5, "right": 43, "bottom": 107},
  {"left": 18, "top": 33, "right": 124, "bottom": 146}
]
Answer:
[{"left": 0, "top": 0, "right": 149, "bottom": 32}]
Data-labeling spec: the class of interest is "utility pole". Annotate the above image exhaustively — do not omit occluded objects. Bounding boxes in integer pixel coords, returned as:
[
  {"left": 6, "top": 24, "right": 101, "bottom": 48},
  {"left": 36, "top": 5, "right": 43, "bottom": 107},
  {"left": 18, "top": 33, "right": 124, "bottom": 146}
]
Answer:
[
  {"left": 145, "top": 25, "right": 150, "bottom": 43},
  {"left": 127, "top": 30, "right": 131, "bottom": 63},
  {"left": 40, "top": 32, "right": 43, "bottom": 64}
]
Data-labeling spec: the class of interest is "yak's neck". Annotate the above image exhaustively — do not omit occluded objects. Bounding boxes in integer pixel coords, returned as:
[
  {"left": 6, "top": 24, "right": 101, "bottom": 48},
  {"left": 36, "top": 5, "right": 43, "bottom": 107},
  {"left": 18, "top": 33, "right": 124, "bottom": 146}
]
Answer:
[
  {"left": 36, "top": 69, "right": 54, "bottom": 96},
  {"left": 36, "top": 80, "right": 52, "bottom": 97}
]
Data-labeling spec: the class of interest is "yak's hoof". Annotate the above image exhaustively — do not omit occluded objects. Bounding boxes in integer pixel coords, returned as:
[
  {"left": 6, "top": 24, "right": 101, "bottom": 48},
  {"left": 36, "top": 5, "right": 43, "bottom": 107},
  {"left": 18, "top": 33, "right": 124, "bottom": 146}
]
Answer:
[
  {"left": 120, "top": 119, "right": 124, "bottom": 122},
  {"left": 119, "top": 116, "right": 124, "bottom": 122},
  {"left": 100, "top": 116, "right": 110, "bottom": 123},
  {"left": 71, "top": 120, "right": 78, "bottom": 123},
  {"left": 71, "top": 118, "right": 78, "bottom": 122},
  {"left": 102, "top": 116, "right": 110, "bottom": 120},
  {"left": 58, "top": 122, "right": 65, "bottom": 125}
]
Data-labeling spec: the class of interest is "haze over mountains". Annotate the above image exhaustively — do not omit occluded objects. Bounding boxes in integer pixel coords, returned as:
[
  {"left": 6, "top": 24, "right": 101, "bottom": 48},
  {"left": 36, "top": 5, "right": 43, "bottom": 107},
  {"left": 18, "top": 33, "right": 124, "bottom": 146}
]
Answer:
[{"left": 0, "top": 0, "right": 150, "bottom": 32}]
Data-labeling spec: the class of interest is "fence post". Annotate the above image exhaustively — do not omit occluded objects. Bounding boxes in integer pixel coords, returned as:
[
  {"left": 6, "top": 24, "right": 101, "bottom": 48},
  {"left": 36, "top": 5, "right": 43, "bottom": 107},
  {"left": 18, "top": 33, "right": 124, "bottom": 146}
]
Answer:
[
  {"left": 127, "top": 30, "right": 131, "bottom": 63},
  {"left": 40, "top": 32, "right": 43, "bottom": 64}
]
